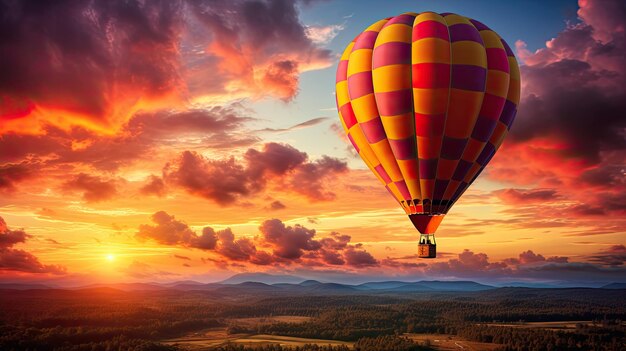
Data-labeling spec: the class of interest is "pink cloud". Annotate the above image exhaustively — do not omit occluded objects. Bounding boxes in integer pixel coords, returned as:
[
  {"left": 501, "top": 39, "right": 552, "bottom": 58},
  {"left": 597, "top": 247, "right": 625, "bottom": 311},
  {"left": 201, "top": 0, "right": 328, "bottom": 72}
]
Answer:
[
  {"left": 0, "top": 217, "right": 66, "bottom": 275},
  {"left": 187, "top": 0, "right": 332, "bottom": 101},
  {"left": 0, "top": 163, "right": 34, "bottom": 192},
  {"left": 136, "top": 211, "right": 197, "bottom": 246},
  {"left": 0, "top": 106, "right": 255, "bottom": 173},
  {"left": 496, "top": 188, "right": 560, "bottom": 205},
  {"left": 136, "top": 212, "right": 376, "bottom": 269},
  {"left": 214, "top": 228, "right": 258, "bottom": 261},
  {"left": 482, "top": 0, "right": 625, "bottom": 235},
  {"left": 343, "top": 247, "right": 379, "bottom": 268},
  {"left": 140, "top": 175, "right": 167, "bottom": 197},
  {"left": 164, "top": 143, "right": 347, "bottom": 205},
  {"left": 61, "top": 173, "right": 118, "bottom": 202},
  {"left": 259, "top": 219, "right": 322, "bottom": 259}
]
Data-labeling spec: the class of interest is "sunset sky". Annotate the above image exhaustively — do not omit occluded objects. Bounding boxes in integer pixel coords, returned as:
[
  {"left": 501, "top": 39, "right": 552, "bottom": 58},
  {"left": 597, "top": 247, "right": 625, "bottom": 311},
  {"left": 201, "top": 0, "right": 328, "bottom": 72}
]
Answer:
[{"left": 0, "top": 0, "right": 624, "bottom": 286}]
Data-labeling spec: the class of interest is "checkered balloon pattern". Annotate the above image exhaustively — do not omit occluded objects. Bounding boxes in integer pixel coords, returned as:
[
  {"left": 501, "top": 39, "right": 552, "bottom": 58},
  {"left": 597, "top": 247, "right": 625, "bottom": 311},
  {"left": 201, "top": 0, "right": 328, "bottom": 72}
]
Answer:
[{"left": 336, "top": 12, "right": 520, "bottom": 222}]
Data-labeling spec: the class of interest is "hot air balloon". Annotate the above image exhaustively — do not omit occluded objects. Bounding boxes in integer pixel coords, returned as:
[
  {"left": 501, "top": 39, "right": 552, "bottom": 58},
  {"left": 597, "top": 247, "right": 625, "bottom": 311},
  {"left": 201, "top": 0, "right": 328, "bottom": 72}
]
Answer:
[{"left": 335, "top": 12, "right": 520, "bottom": 258}]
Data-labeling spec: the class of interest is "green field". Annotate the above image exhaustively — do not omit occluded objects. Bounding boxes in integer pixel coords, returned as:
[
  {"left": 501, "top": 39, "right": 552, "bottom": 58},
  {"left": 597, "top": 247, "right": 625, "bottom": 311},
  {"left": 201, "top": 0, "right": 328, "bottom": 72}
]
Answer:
[
  {"left": 405, "top": 333, "right": 501, "bottom": 350},
  {"left": 164, "top": 330, "right": 353, "bottom": 349},
  {"left": 162, "top": 315, "right": 352, "bottom": 349}
]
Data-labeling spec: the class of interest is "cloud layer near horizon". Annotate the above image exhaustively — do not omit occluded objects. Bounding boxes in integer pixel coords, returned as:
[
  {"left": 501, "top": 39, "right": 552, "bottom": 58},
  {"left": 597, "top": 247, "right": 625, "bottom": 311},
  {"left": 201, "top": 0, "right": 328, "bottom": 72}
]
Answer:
[
  {"left": 136, "top": 211, "right": 378, "bottom": 268},
  {"left": 131, "top": 211, "right": 625, "bottom": 283}
]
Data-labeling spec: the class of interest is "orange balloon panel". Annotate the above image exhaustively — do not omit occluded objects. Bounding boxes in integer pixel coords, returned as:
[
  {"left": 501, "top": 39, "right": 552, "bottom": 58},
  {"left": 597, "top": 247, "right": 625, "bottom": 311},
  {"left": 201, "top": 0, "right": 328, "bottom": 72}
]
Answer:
[{"left": 335, "top": 12, "right": 520, "bottom": 234}]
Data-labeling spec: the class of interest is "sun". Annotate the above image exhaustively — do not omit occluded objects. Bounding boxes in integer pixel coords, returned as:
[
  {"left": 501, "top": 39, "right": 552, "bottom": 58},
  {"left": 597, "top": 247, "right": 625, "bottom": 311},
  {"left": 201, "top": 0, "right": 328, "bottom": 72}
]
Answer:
[{"left": 105, "top": 254, "right": 116, "bottom": 262}]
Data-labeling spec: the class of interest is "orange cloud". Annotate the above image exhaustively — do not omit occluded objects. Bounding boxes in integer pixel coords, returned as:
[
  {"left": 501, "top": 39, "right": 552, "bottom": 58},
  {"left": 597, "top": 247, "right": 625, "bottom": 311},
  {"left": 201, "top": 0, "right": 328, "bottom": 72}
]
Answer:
[
  {"left": 0, "top": 217, "right": 66, "bottom": 275},
  {"left": 1, "top": 0, "right": 333, "bottom": 134},
  {"left": 135, "top": 212, "right": 377, "bottom": 269},
  {"left": 187, "top": 0, "right": 332, "bottom": 102},
  {"left": 496, "top": 188, "right": 560, "bottom": 205},
  {"left": 61, "top": 173, "right": 118, "bottom": 203},
  {"left": 0, "top": 1, "right": 185, "bottom": 134}
]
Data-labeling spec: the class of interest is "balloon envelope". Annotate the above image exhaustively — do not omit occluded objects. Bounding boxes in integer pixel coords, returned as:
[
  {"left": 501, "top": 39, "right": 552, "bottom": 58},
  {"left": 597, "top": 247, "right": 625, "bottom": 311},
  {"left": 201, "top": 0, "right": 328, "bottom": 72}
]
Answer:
[{"left": 335, "top": 12, "right": 520, "bottom": 234}]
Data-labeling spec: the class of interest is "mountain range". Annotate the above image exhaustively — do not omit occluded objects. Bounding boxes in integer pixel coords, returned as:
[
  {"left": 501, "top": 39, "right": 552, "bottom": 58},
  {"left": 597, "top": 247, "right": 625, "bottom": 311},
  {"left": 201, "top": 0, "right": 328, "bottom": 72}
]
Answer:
[{"left": 0, "top": 273, "right": 623, "bottom": 292}]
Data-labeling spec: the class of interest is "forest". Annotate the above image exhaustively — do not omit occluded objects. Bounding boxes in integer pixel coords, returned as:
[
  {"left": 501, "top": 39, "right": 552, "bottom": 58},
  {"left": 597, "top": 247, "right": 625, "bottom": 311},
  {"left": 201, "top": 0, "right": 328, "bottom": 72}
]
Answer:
[{"left": 0, "top": 287, "right": 624, "bottom": 351}]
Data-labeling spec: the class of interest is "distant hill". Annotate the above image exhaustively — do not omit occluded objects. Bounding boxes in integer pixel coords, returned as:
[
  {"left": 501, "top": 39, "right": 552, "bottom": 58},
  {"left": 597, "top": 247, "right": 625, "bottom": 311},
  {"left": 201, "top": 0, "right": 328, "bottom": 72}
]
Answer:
[
  {"left": 7, "top": 279, "right": 620, "bottom": 294},
  {"left": 218, "top": 273, "right": 306, "bottom": 285},
  {"left": 601, "top": 282, "right": 626, "bottom": 289},
  {"left": 299, "top": 280, "right": 323, "bottom": 286},
  {"left": 308, "top": 282, "right": 357, "bottom": 292},
  {"left": 356, "top": 281, "right": 412, "bottom": 290},
  {"left": 163, "top": 280, "right": 206, "bottom": 287},
  {"left": 74, "top": 282, "right": 166, "bottom": 291},
  {"left": 207, "top": 279, "right": 492, "bottom": 294},
  {"left": 356, "top": 280, "right": 493, "bottom": 292},
  {"left": 499, "top": 281, "right": 561, "bottom": 288},
  {"left": 416, "top": 280, "right": 494, "bottom": 291},
  {"left": 383, "top": 283, "right": 434, "bottom": 292},
  {"left": 0, "top": 283, "right": 52, "bottom": 290}
]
